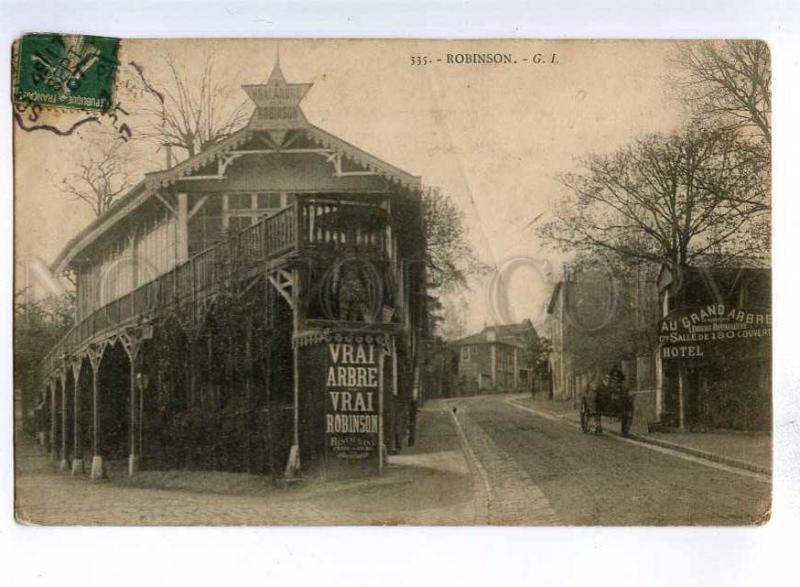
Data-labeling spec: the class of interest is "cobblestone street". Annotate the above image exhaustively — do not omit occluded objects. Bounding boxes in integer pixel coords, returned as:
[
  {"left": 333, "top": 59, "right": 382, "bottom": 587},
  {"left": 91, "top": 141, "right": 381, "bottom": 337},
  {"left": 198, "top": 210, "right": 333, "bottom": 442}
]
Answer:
[
  {"left": 449, "top": 394, "right": 770, "bottom": 525},
  {"left": 15, "top": 395, "right": 770, "bottom": 526},
  {"left": 15, "top": 405, "right": 476, "bottom": 526}
]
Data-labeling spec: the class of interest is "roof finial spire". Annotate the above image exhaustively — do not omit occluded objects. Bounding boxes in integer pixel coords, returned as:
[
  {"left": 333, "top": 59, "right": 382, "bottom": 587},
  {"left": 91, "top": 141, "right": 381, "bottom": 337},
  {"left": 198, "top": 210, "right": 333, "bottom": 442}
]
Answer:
[{"left": 266, "top": 43, "right": 287, "bottom": 85}]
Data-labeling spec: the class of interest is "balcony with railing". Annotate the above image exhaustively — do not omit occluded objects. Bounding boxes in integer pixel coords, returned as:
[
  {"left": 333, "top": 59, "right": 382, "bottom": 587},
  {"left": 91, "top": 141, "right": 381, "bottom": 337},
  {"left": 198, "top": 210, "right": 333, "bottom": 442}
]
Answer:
[{"left": 41, "top": 197, "right": 391, "bottom": 376}]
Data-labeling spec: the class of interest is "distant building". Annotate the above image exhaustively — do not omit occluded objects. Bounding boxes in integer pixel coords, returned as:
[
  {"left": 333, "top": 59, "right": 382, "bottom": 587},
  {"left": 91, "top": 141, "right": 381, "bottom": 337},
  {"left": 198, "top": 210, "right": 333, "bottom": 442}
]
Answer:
[
  {"left": 545, "top": 266, "right": 660, "bottom": 429},
  {"left": 449, "top": 321, "right": 536, "bottom": 395}
]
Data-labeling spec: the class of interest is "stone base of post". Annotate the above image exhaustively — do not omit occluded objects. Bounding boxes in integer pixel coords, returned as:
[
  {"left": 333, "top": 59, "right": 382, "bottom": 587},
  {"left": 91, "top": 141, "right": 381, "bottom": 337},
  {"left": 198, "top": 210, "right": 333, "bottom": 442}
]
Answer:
[
  {"left": 128, "top": 454, "right": 140, "bottom": 476},
  {"left": 71, "top": 458, "right": 84, "bottom": 475},
  {"left": 90, "top": 456, "right": 105, "bottom": 480},
  {"left": 37, "top": 432, "right": 46, "bottom": 446},
  {"left": 284, "top": 445, "right": 301, "bottom": 478},
  {"left": 59, "top": 458, "right": 69, "bottom": 471}
]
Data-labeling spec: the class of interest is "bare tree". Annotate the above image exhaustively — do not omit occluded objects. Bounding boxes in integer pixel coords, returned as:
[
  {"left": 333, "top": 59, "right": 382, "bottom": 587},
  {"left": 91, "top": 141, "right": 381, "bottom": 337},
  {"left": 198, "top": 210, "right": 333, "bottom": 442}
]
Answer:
[
  {"left": 538, "top": 126, "right": 770, "bottom": 271},
  {"left": 14, "top": 291, "right": 76, "bottom": 418},
  {"left": 420, "top": 188, "right": 487, "bottom": 345},
  {"left": 674, "top": 40, "right": 771, "bottom": 150},
  {"left": 433, "top": 295, "right": 469, "bottom": 340},
  {"left": 423, "top": 188, "right": 486, "bottom": 291},
  {"left": 58, "top": 134, "right": 132, "bottom": 217},
  {"left": 127, "top": 54, "right": 251, "bottom": 161}
]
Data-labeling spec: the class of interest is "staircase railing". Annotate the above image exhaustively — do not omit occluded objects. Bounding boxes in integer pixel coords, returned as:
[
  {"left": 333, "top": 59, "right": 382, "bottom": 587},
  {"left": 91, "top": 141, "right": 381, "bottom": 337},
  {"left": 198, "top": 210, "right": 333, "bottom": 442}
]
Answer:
[{"left": 40, "top": 197, "right": 387, "bottom": 376}]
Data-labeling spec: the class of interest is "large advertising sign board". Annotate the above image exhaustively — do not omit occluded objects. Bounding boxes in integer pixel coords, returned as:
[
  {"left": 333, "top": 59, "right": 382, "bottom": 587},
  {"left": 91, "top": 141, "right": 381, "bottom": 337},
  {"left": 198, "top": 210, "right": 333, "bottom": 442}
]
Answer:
[
  {"left": 324, "top": 337, "right": 383, "bottom": 473},
  {"left": 659, "top": 304, "right": 771, "bottom": 360}
]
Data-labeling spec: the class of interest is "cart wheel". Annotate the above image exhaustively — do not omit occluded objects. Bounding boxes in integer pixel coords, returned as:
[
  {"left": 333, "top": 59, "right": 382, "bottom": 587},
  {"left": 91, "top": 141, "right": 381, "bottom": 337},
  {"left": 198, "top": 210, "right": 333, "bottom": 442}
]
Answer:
[
  {"left": 621, "top": 413, "right": 633, "bottom": 437},
  {"left": 580, "top": 400, "right": 590, "bottom": 433}
]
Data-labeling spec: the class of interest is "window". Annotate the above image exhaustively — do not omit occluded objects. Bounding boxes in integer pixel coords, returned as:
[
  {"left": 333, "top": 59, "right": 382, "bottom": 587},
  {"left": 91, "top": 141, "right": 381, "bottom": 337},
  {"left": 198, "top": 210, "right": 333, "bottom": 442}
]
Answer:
[
  {"left": 257, "top": 192, "right": 282, "bottom": 209},
  {"left": 461, "top": 347, "right": 471, "bottom": 362},
  {"left": 224, "top": 192, "right": 296, "bottom": 231},
  {"left": 228, "top": 193, "right": 252, "bottom": 209}
]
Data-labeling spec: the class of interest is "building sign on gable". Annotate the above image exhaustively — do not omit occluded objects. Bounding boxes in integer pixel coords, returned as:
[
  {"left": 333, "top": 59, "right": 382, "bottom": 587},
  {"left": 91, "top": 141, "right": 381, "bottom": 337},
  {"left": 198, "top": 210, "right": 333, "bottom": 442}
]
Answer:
[
  {"left": 659, "top": 304, "right": 772, "bottom": 360},
  {"left": 242, "top": 62, "right": 312, "bottom": 131}
]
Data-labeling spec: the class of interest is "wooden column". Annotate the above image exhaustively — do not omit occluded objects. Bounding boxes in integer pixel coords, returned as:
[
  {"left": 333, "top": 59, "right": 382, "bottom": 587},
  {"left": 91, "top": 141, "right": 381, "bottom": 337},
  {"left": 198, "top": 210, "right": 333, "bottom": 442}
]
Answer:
[
  {"left": 176, "top": 192, "right": 189, "bottom": 263},
  {"left": 244, "top": 323, "right": 253, "bottom": 473},
  {"left": 49, "top": 381, "right": 57, "bottom": 462},
  {"left": 655, "top": 351, "right": 663, "bottom": 418},
  {"left": 392, "top": 337, "right": 398, "bottom": 398},
  {"left": 88, "top": 345, "right": 105, "bottom": 480},
  {"left": 378, "top": 344, "right": 385, "bottom": 473},
  {"left": 285, "top": 269, "right": 301, "bottom": 477},
  {"left": 129, "top": 357, "right": 139, "bottom": 475},
  {"left": 120, "top": 325, "right": 152, "bottom": 476},
  {"left": 59, "top": 371, "right": 69, "bottom": 470},
  {"left": 38, "top": 386, "right": 47, "bottom": 447},
  {"left": 121, "top": 334, "right": 143, "bottom": 476},
  {"left": 678, "top": 367, "right": 686, "bottom": 431},
  {"left": 138, "top": 371, "right": 145, "bottom": 471},
  {"left": 71, "top": 358, "right": 84, "bottom": 475},
  {"left": 264, "top": 280, "right": 275, "bottom": 478},
  {"left": 490, "top": 344, "right": 497, "bottom": 390}
]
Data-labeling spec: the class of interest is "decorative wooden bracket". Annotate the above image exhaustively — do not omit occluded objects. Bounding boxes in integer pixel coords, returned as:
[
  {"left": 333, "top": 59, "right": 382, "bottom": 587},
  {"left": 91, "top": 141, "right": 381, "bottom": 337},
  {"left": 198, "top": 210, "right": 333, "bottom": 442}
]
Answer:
[
  {"left": 218, "top": 153, "right": 238, "bottom": 176},
  {"left": 86, "top": 341, "right": 107, "bottom": 374},
  {"left": 153, "top": 190, "right": 176, "bottom": 215},
  {"left": 69, "top": 355, "right": 83, "bottom": 385},
  {"left": 323, "top": 150, "right": 379, "bottom": 178},
  {"left": 188, "top": 195, "right": 208, "bottom": 220},
  {"left": 267, "top": 269, "right": 295, "bottom": 309},
  {"left": 58, "top": 362, "right": 68, "bottom": 389},
  {"left": 118, "top": 324, "right": 154, "bottom": 365}
]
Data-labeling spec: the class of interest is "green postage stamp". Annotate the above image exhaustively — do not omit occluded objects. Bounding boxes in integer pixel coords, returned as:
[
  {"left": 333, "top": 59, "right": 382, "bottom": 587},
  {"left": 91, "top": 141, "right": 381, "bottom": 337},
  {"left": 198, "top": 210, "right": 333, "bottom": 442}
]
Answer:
[{"left": 13, "top": 33, "right": 120, "bottom": 112}]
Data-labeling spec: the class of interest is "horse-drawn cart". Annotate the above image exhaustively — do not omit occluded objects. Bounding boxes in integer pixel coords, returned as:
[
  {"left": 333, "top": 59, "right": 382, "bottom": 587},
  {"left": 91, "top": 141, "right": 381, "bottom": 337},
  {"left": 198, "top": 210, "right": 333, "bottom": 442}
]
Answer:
[{"left": 579, "top": 376, "right": 634, "bottom": 437}]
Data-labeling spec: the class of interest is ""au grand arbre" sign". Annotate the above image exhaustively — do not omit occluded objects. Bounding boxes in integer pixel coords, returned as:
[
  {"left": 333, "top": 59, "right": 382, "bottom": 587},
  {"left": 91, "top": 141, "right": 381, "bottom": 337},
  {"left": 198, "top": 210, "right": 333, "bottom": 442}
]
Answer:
[
  {"left": 324, "top": 339, "right": 382, "bottom": 475},
  {"left": 659, "top": 304, "right": 771, "bottom": 361}
]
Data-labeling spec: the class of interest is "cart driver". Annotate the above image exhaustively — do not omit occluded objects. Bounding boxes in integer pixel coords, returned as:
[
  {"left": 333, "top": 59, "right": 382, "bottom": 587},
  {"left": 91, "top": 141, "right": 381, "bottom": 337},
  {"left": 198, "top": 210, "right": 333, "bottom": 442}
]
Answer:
[
  {"left": 607, "top": 364, "right": 626, "bottom": 397},
  {"left": 593, "top": 365, "right": 625, "bottom": 433}
]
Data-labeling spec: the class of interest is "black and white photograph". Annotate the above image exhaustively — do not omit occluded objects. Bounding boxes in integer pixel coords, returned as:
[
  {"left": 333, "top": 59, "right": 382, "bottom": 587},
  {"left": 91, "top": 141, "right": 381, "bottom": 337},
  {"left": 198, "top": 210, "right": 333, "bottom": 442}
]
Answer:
[{"left": 12, "top": 37, "right": 773, "bottom": 526}]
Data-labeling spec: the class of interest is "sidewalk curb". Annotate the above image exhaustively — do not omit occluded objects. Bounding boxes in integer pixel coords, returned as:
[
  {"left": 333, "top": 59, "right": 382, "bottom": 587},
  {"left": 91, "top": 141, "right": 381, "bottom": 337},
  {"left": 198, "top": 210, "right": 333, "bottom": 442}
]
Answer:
[
  {"left": 507, "top": 398, "right": 771, "bottom": 477},
  {"left": 447, "top": 408, "right": 491, "bottom": 524},
  {"left": 625, "top": 434, "right": 772, "bottom": 476}
]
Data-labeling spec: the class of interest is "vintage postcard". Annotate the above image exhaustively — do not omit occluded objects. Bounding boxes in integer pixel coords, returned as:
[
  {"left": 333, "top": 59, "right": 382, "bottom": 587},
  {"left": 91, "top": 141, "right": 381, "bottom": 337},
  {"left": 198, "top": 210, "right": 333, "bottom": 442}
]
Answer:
[{"left": 12, "top": 37, "right": 771, "bottom": 525}]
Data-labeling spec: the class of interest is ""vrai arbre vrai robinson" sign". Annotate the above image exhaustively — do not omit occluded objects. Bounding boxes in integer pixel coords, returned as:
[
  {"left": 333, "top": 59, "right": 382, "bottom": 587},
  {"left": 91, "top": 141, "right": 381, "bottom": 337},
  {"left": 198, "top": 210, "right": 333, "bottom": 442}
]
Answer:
[{"left": 325, "top": 341, "right": 381, "bottom": 465}]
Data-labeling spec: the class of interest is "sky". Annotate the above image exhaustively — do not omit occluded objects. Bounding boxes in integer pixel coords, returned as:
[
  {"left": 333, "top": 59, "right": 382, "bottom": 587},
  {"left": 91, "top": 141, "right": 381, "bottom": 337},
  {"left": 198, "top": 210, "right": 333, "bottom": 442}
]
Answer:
[{"left": 14, "top": 39, "right": 685, "bottom": 333}]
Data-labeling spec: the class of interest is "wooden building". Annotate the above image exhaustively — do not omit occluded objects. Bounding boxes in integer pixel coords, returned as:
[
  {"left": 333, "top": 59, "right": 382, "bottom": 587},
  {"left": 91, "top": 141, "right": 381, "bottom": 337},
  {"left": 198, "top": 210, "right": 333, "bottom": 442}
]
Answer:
[{"left": 37, "top": 62, "right": 427, "bottom": 480}]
